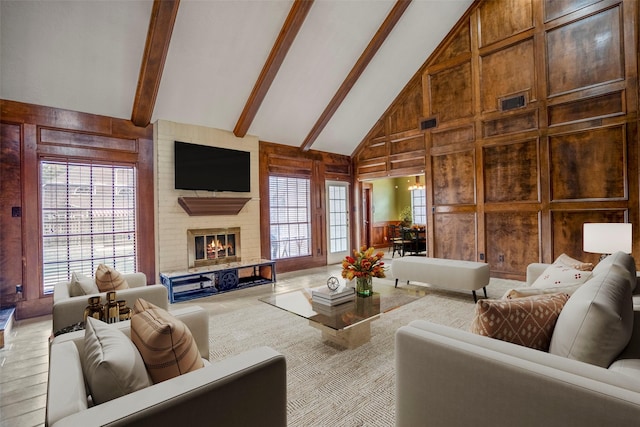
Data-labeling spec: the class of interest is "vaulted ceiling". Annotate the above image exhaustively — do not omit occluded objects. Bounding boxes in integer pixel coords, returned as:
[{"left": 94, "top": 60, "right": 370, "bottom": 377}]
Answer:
[{"left": 0, "top": 0, "right": 472, "bottom": 156}]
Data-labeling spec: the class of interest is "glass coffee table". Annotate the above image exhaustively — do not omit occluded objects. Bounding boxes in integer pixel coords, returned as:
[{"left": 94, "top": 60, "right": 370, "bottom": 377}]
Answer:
[{"left": 260, "top": 284, "right": 422, "bottom": 349}]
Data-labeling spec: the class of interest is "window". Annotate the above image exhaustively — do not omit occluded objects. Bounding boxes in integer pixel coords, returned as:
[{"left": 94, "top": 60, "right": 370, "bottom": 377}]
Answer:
[
  {"left": 327, "top": 183, "right": 348, "bottom": 254},
  {"left": 269, "top": 176, "right": 311, "bottom": 260},
  {"left": 41, "top": 161, "right": 137, "bottom": 293},
  {"left": 411, "top": 188, "right": 426, "bottom": 225}
]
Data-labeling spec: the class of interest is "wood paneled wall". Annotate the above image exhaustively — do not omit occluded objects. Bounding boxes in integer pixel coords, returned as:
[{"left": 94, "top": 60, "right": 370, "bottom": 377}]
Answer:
[
  {"left": 354, "top": 0, "right": 639, "bottom": 279},
  {"left": 259, "top": 141, "right": 351, "bottom": 273},
  {"left": 0, "top": 100, "right": 154, "bottom": 319}
]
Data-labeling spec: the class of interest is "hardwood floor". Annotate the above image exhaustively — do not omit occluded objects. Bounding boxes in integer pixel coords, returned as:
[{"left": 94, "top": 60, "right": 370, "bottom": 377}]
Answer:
[{"left": 0, "top": 314, "right": 51, "bottom": 427}]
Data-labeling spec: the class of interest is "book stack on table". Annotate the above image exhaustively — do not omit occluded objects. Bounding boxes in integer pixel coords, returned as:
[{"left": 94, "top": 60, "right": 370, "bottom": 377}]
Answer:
[{"left": 311, "top": 285, "right": 355, "bottom": 306}]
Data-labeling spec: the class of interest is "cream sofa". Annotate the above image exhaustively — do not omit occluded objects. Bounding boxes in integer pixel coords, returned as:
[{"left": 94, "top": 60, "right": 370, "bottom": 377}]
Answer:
[
  {"left": 47, "top": 305, "right": 287, "bottom": 427},
  {"left": 52, "top": 272, "right": 168, "bottom": 333},
  {"left": 396, "top": 252, "right": 640, "bottom": 426}
]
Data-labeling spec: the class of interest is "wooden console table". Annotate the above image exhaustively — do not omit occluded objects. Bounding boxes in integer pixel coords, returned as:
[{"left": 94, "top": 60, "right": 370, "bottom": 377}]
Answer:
[{"left": 160, "top": 259, "right": 276, "bottom": 303}]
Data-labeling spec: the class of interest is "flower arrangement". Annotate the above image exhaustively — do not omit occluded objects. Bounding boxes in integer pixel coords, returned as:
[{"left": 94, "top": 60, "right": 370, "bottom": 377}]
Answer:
[{"left": 341, "top": 246, "right": 386, "bottom": 281}]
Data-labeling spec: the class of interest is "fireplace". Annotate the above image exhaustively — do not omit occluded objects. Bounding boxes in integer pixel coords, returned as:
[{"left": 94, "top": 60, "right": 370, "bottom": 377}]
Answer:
[{"left": 187, "top": 227, "right": 241, "bottom": 268}]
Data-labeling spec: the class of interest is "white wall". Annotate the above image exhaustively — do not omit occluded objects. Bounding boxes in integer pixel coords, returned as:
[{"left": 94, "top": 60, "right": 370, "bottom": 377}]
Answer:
[{"left": 154, "top": 120, "right": 261, "bottom": 278}]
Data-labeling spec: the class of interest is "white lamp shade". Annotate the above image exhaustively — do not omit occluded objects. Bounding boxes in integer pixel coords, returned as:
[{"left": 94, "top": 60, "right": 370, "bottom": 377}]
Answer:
[{"left": 583, "top": 223, "right": 632, "bottom": 254}]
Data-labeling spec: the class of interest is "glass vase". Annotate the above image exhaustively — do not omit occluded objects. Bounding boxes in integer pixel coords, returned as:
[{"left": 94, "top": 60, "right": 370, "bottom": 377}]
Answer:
[{"left": 356, "top": 276, "right": 373, "bottom": 297}]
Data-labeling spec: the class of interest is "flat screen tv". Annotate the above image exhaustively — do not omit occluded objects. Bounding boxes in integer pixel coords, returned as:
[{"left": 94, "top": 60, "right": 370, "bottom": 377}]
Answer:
[{"left": 174, "top": 141, "right": 250, "bottom": 192}]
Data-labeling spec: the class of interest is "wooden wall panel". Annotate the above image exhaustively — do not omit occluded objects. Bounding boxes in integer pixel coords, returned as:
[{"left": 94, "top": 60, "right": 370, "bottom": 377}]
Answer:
[
  {"left": 435, "top": 19, "right": 471, "bottom": 63},
  {"left": 0, "top": 123, "right": 23, "bottom": 307},
  {"left": 548, "top": 91, "right": 625, "bottom": 126},
  {"left": 353, "top": 0, "right": 639, "bottom": 278},
  {"left": 428, "top": 61, "right": 473, "bottom": 122},
  {"left": 485, "top": 212, "right": 539, "bottom": 275},
  {"left": 480, "top": 38, "right": 535, "bottom": 113},
  {"left": 544, "top": 0, "right": 601, "bottom": 22},
  {"left": 433, "top": 213, "right": 476, "bottom": 260},
  {"left": 387, "top": 79, "right": 422, "bottom": 135},
  {"left": 546, "top": 6, "right": 623, "bottom": 96},
  {"left": 390, "top": 135, "right": 425, "bottom": 155},
  {"left": 549, "top": 126, "right": 626, "bottom": 201},
  {"left": 551, "top": 209, "right": 627, "bottom": 265},
  {"left": 479, "top": 0, "right": 534, "bottom": 47},
  {"left": 483, "top": 110, "right": 538, "bottom": 137},
  {"left": 40, "top": 128, "right": 137, "bottom": 152},
  {"left": 431, "top": 125, "right": 475, "bottom": 147},
  {"left": 432, "top": 150, "right": 475, "bottom": 205},
  {"left": 484, "top": 139, "right": 539, "bottom": 203}
]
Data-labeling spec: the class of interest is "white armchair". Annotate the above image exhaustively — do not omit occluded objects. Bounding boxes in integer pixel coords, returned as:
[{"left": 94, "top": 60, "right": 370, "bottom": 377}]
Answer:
[
  {"left": 52, "top": 272, "right": 168, "bottom": 334},
  {"left": 47, "top": 306, "right": 288, "bottom": 427}
]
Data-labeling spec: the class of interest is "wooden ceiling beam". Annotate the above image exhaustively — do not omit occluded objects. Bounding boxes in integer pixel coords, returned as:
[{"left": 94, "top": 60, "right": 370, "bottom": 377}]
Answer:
[
  {"left": 300, "top": 0, "right": 412, "bottom": 152},
  {"left": 131, "top": 0, "right": 180, "bottom": 127},
  {"left": 234, "top": 0, "right": 315, "bottom": 138}
]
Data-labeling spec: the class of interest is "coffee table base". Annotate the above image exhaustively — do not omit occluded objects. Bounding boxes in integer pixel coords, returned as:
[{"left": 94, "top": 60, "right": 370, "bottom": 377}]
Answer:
[{"left": 309, "top": 316, "right": 378, "bottom": 349}]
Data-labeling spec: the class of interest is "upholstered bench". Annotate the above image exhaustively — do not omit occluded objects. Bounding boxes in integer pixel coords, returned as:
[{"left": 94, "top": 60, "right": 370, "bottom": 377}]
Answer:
[{"left": 391, "top": 257, "right": 489, "bottom": 301}]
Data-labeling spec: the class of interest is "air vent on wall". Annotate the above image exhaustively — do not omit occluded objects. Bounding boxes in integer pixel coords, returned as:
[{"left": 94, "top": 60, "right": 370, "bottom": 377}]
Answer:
[
  {"left": 501, "top": 94, "right": 526, "bottom": 111},
  {"left": 420, "top": 117, "right": 437, "bottom": 130}
]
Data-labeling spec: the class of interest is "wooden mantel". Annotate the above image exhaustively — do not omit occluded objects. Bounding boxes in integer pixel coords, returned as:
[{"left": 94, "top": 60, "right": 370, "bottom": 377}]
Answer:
[{"left": 177, "top": 197, "right": 251, "bottom": 216}]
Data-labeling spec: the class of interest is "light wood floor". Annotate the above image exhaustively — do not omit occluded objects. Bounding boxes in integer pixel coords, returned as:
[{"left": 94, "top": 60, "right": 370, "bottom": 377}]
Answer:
[
  {"left": 0, "top": 314, "right": 51, "bottom": 427},
  {"left": 0, "top": 258, "right": 371, "bottom": 427}
]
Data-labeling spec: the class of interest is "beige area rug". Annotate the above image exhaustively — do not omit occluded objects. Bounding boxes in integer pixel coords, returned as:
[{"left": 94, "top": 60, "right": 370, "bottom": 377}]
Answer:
[{"left": 178, "top": 266, "right": 524, "bottom": 427}]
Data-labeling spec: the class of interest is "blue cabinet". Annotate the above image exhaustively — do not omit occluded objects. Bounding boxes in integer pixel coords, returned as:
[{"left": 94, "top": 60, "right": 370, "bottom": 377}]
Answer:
[{"left": 160, "top": 259, "right": 276, "bottom": 303}]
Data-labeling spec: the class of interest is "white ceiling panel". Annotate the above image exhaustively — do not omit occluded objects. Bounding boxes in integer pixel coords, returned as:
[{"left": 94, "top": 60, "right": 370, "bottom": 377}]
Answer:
[
  {"left": 0, "top": 0, "right": 152, "bottom": 120},
  {"left": 250, "top": 0, "right": 395, "bottom": 146},
  {"left": 152, "top": 0, "right": 293, "bottom": 131}
]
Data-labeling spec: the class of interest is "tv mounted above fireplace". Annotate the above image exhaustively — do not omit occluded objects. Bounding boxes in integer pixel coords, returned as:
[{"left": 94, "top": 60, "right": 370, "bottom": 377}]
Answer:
[{"left": 174, "top": 141, "right": 250, "bottom": 193}]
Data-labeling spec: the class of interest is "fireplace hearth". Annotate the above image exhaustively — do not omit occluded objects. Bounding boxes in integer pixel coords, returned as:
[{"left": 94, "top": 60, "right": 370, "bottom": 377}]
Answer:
[{"left": 188, "top": 227, "right": 241, "bottom": 268}]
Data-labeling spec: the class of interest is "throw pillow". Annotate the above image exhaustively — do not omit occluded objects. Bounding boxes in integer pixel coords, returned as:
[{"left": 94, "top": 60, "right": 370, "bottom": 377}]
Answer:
[
  {"left": 82, "top": 317, "right": 152, "bottom": 404},
  {"left": 503, "top": 283, "right": 582, "bottom": 299},
  {"left": 95, "top": 264, "right": 129, "bottom": 292},
  {"left": 530, "top": 254, "right": 593, "bottom": 289},
  {"left": 549, "top": 269, "right": 633, "bottom": 367},
  {"left": 470, "top": 293, "right": 570, "bottom": 351},
  {"left": 131, "top": 298, "right": 204, "bottom": 383},
  {"left": 555, "top": 253, "right": 594, "bottom": 271},
  {"left": 68, "top": 271, "right": 99, "bottom": 296}
]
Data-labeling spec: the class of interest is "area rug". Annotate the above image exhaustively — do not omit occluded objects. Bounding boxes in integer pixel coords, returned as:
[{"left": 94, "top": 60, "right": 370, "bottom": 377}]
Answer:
[{"left": 181, "top": 273, "right": 524, "bottom": 427}]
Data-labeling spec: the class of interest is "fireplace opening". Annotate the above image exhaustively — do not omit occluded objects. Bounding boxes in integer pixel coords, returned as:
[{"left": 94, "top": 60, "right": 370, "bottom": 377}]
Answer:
[{"left": 188, "top": 227, "right": 240, "bottom": 268}]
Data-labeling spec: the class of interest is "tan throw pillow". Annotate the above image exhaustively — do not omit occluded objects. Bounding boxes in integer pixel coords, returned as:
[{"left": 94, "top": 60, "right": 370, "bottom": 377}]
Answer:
[
  {"left": 549, "top": 269, "right": 633, "bottom": 367},
  {"left": 531, "top": 255, "right": 593, "bottom": 289},
  {"left": 68, "top": 271, "right": 99, "bottom": 296},
  {"left": 131, "top": 299, "right": 204, "bottom": 383},
  {"left": 503, "top": 283, "right": 582, "bottom": 299},
  {"left": 82, "top": 317, "right": 152, "bottom": 404},
  {"left": 95, "top": 264, "right": 129, "bottom": 292},
  {"left": 555, "top": 253, "right": 594, "bottom": 271},
  {"left": 470, "top": 293, "right": 570, "bottom": 351}
]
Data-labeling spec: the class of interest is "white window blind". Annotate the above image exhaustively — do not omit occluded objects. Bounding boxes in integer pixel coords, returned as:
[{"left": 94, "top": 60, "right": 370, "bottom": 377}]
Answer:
[
  {"left": 41, "top": 161, "right": 137, "bottom": 293},
  {"left": 269, "top": 176, "right": 311, "bottom": 260}
]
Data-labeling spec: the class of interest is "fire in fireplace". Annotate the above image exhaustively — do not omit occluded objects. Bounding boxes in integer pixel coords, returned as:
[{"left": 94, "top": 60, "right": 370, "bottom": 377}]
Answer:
[{"left": 188, "top": 227, "right": 240, "bottom": 267}]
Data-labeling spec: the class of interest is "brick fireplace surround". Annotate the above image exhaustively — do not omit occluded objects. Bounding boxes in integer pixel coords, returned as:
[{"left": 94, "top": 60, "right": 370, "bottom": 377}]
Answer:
[{"left": 154, "top": 120, "right": 261, "bottom": 280}]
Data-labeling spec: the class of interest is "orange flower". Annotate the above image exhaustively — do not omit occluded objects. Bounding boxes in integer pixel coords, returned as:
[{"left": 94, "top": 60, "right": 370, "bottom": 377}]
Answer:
[{"left": 341, "top": 246, "right": 386, "bottom": 280}]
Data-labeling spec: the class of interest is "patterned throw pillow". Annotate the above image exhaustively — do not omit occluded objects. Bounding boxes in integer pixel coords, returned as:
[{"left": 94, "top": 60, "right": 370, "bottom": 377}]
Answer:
[
  {"left": 531, "top": 254, "right": 593, "bottom": 289},
  {"left": 95, "top": 264, "right": 129, "bottom": 292},
  {"left": 82, "top": 317, "right": 152, "bottom": 404},
  {"left": 555, "top": 253, "right": 594, "bottom": 271},
  {"left": 470, "top": 293, "right": 570, "bottom": 351},
  {"left": 130, "top": 299, "right": 204, "bottom": 383},
  {"left": 68, "top": 271, "right": 99, "bottom": 296}
]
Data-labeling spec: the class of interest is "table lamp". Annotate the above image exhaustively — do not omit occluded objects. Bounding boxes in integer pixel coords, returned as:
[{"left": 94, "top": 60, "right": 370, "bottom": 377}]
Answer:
[{"left": 583, "top": 223, "right": 632, "bottom": 260}]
